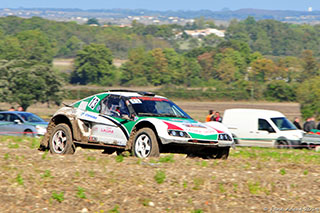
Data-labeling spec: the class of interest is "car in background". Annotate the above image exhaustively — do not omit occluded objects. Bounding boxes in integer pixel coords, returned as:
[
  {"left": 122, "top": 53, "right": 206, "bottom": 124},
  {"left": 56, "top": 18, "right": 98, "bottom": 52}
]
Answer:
[
  {"left": 40, "top": 90, "right": 234, "bottom": 159},
  {"left": 222, "top": 108, "right": 304, "bottom": 148},
  {"left": 0, "top": 111, "right": 48, "bottom": 137}
]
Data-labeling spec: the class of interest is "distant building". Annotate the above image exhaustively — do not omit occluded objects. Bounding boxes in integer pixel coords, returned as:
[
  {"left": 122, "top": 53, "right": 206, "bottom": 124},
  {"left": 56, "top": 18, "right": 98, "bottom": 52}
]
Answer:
[{"left": 176, "top": 28, "right": 225, "bottom": 38}]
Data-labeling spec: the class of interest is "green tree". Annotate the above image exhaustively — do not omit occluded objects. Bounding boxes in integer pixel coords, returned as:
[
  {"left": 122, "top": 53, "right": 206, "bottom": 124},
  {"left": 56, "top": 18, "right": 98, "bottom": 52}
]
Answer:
[
  {"left": 0, "top": 60, "right": 64, "bottom": 110},
  {"left": 249, "top": 58, "right": 277, "bottom": 82},
  {"left": 264, "top": 80, "right": 296, "bottom": 102},
  {"left": 0, "top": 36, "right": 23, "bottom": 60},
  {"left": 17, "top": 30, "right": 55, "bottom": 64},
  {"left": 301, "top": 50, "right": 319, "bottom": 78},
  {"left": 57, "top": 36, "right": 84, "bottom": 57},
  {"left": 296, "top": 76, "right": 320, "bottom": 119},
  {"left": 71, "top": 43, "right": 116, "bottom": 85},
  {"left": 86, "top": 18, "right": 100, "bottom": 26},
  {"left": 148, "top": 48, "right": 170, "bottom": 85},
  {"left": 121, "top": 48, "right": 149, "bottom": 86}
]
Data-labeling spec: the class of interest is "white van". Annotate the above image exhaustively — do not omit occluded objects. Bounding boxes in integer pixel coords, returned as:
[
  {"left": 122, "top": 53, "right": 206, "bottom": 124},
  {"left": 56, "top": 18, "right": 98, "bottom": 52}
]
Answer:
[{"left": 222, "top": 109, "right": 304, "bottom": 148}]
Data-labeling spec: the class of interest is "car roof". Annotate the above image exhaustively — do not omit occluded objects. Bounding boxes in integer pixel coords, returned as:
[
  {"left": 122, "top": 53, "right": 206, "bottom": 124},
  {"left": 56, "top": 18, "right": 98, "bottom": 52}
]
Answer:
[{"left": 100, "top": 90, "right": 167, "bottom": 99}]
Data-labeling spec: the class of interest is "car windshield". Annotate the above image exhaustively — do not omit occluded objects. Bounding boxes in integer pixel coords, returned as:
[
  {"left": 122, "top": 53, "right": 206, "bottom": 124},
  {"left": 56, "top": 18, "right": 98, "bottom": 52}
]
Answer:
[
  {"left": 271, "top": 117, "right": 297, "bottom": 131},
  {"left": 19, "top": 113, "right": 45, "bottom": 123},
  {"left": 129, "top": 97, "right": 191, "bottom": 119}
]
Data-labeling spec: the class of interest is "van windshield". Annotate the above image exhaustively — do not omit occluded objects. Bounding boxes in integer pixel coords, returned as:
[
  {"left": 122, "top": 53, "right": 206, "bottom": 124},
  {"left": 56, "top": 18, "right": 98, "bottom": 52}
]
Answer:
[{"left": 271, "top": 117, "right": 297, "bottom": 131}]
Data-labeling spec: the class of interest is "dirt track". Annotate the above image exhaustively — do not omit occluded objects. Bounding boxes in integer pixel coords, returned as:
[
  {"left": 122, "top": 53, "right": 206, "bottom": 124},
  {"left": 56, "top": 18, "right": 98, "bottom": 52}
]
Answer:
[{"left": 0, "top": 137, "right": 319, "bottom": 213}]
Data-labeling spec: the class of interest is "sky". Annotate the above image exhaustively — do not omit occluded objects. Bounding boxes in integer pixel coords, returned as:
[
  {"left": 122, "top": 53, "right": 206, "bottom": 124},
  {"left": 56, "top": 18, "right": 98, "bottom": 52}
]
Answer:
[{"left": 1, "top": 0, "right": 319, "bottom": 11}]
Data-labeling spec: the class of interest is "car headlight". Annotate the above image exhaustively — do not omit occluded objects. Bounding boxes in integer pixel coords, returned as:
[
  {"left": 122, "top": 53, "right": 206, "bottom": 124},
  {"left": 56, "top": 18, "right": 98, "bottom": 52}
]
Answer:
[
  {"left": 218, "top": 134, "right": 232, "bottom": 141},
  {"left": 36, "top": 125, "right": 47, "bottom": 134},
  {"left": 168, "top": 130, "right": 190, "bottom": 138}
]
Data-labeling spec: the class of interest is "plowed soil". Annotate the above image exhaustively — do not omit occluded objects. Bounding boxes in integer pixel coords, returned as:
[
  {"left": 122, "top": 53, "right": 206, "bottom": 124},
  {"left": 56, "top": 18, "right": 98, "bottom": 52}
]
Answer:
[{"left": 0, "top": 137, "right": 319, "bottom": 213}]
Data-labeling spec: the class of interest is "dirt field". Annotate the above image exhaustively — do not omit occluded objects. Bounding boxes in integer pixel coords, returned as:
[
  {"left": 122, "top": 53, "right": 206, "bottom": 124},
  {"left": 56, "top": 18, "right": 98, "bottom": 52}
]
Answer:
[
  {"left": 0, "top": 136, "right": 319, "bottom": 213},
  {"left": 0, "top": 100, "right": 319, "bottom": 212}
]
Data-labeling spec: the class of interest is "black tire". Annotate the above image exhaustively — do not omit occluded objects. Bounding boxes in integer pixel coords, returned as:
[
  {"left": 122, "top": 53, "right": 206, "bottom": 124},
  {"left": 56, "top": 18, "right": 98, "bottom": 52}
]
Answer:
[
  {"left": 276, "top": 140, "right": 288, "bottom": 149},
  {"left": 232, "top": 134, "right": 239, "bottom": 144},
  {"left": 215, "top": 147, "right": 230, "bottom": 159},
  {"left": 24, "top": 129, "right": 34, "bottom": 137},
  {"left": 187, "top": 147, "right": 230, "bottom": 160},
  {"left": 49, "top": 123, "right": 75, "bottom": 154},
  {"left": 102, "top": 148, "right": 115, "bottom": 154},
  {"left": 132, "top": 128, "right": 160, "bottom": 158}
]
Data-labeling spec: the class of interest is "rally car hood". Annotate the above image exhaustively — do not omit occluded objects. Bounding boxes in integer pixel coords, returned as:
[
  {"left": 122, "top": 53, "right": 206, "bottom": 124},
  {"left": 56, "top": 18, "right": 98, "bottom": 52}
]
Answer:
[
  {"left": 157, "top": 118, "right": 225, "bottom": 134},
  {"left": 141, "top": 117, "right": 232, "bottom": 140}
]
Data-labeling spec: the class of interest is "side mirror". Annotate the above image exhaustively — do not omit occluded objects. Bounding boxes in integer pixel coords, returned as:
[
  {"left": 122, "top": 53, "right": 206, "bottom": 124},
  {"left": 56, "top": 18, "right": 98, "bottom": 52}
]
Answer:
[{"left": 14, "top": 119, "right": 22, "bottom": 124}]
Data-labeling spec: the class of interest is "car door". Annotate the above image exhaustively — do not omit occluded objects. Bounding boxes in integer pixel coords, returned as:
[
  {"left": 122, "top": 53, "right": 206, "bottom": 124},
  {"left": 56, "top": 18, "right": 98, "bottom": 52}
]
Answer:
[
  {"left": 0, "top": 113, "right": 11, "bottom": 135},
  {"left": 89, "top": 95, "right": 132, "bottom": 146},
  {"left": 3, "top": 113, "right": 25, "bottom": 136},
  {"left": 247, "top": 118, "right": 277, "bottom": 147}
]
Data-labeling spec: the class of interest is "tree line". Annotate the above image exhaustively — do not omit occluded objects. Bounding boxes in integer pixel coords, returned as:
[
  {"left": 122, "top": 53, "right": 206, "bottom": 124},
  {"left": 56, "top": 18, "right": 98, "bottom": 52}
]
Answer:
[{"left": 1, "top": 16, "right": 320, "bottom": 118}]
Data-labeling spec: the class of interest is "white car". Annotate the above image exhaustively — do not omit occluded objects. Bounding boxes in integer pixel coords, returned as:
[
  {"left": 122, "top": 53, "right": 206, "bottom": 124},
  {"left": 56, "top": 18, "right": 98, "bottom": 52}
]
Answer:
[{"left": 40, "top": 90, "right": 234, "bottom": 159}]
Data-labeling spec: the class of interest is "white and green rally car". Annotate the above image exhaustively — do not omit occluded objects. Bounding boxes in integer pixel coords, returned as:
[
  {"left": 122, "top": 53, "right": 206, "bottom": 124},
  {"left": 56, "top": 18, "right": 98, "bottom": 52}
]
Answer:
[{"left": 40, "top": 90, "right": 234, "bottom": 159}]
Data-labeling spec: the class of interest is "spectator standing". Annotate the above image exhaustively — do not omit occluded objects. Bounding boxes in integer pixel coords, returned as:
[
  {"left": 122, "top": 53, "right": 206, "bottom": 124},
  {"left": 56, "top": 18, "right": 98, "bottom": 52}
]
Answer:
[
  {"left": 17, "top": 106, "right": 24, "bottom": 111},
  {"left": 205, "top": 110, "right": 215, "bottom": 122},
  {"left": 293, "top": 117, "right": 302, "bottom": 129},
  {"left": 215, "top": 111, "right": 222, "bottom": 122},
  {"left": 8, "top": 106, "right": 15, "bottom": 111},
  {"left": 303, "top": 117, "right": 316, "bottom": 132}
]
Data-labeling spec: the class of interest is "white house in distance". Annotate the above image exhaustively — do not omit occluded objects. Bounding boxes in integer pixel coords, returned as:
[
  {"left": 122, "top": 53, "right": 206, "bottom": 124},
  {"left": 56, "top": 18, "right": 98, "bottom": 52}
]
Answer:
[{"left": 176, "top": 28, "right": 225, "bottom": 38}]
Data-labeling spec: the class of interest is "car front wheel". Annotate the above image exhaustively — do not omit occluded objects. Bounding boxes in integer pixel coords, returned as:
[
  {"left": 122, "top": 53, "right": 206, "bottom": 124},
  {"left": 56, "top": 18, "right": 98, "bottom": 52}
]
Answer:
[
  {"left": 49, "top": 123, "right": 75, "bottom": 154},
  {"left": 132, "top": 128, "right": 160, "bottom": 158}
]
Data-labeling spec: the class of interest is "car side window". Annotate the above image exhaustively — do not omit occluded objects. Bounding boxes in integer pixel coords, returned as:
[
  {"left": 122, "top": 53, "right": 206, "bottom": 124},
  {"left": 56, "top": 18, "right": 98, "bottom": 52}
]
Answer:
[
  {"left": 0, "top": 113, "right": 7, "bottom": 121},
  {"left": 258, "top": 119, "right": 275, "bottom": 133},
  {"left": 8, "top": 114, "right": 22, "bottom": 122},
  {"left": 100, "top": 96, "right": 129, "bottom": 117}
]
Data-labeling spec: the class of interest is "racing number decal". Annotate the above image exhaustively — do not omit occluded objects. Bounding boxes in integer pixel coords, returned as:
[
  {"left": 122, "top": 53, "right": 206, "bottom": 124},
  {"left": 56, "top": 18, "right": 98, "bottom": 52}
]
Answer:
[{"left": 88, "top": 96, "right": 100, "bottom": 110}]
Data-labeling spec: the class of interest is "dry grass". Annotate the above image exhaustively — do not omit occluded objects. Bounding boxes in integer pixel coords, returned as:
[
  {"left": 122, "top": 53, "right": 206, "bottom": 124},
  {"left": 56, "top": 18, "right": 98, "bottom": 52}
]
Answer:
[{"left": 0, "top": 136, "right": 319, "bottom": 212}]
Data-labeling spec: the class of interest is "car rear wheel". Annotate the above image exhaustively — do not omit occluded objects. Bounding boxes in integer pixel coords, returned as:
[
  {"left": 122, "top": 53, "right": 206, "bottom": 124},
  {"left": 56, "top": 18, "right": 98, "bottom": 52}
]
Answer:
[
  {"left": 23, "top": 129, "right": 34, "bottom": 137},
  {"left": 49, "top": 124, "right": 75, "bottom": 154},
  {"left": 276, "top": 140, "right": 288, "bottom": 149},
  {"left": 132, "top": 128, "right": 160, "bottom": 158}
]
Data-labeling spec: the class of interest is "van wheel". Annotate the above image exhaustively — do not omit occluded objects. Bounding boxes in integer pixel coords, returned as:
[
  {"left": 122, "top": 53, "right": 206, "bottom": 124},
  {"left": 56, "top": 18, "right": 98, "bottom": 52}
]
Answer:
[
  {"left": 132, "top": 128, "right": 160, "bottom": 158},
  {"left": 276, "top": 140, "right": 288, "bottom": 149},
  {"left": 49, "top": 124, "right": 75, "bottom": 154},
  {"left": 232, "top": 134, "right": 238, "bottom": 144}
]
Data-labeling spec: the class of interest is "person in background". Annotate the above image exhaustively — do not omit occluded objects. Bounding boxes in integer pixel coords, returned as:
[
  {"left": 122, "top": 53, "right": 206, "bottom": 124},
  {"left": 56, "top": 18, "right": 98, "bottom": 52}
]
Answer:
[
  {"left": 303, "top": 117, "right": 316, "bottom": 132},
  {"left": 17, "top": 106, "right": 24, "bottom": 111},
  {"left": 8, "top": 106, "right": 15, "bottom": 111},
  {"left": 293, "top": 117, "right": 302, "bottom": 130},
  {"left": 205, "top": 110, "right": 215, "bottom": 122},
  {"left": 215, "top": 111, "right": 222, "bottom": 122}
]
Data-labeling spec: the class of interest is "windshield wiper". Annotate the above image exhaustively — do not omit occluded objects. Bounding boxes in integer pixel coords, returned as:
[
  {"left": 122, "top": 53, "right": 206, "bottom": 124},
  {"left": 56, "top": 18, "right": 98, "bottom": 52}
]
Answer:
[
  {"left": 137, "top": 113, "right": 160, "bottom": 117},
  {"left": 158, "top": 113, "right": 188, "bottom": 118}
]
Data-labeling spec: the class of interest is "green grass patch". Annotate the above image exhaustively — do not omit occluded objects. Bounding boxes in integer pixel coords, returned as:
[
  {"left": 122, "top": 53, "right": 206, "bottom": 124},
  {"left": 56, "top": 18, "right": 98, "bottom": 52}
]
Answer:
[
  {"left": 16, "top": 174, "right": 24, "bottom": 185},
  {"left": 279, "top": 168, "right": 286, "bottom": 175},
  {"left": 51, "top": 191, "right": 64, "bottom": 203},
  {"left": 231, "top": 147, "right": 320, "bottom": 164},
  {"left": 154, "top": 170, "right": 166, "bottom": 184},
  {"left": 193, "top": 178, "right": 205, "bottom": 190},
  {"left": 158, "top": 154, "right": 175, "bottom": 163},
  {"left": 115, "top": 155, "right": 124, "bottom": 163},
  {"left": 76, "top": 186, "right": 86, "bottom": 199},
  {"left": 41, "top": 170, "right": 52, "bottom": 178}
]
